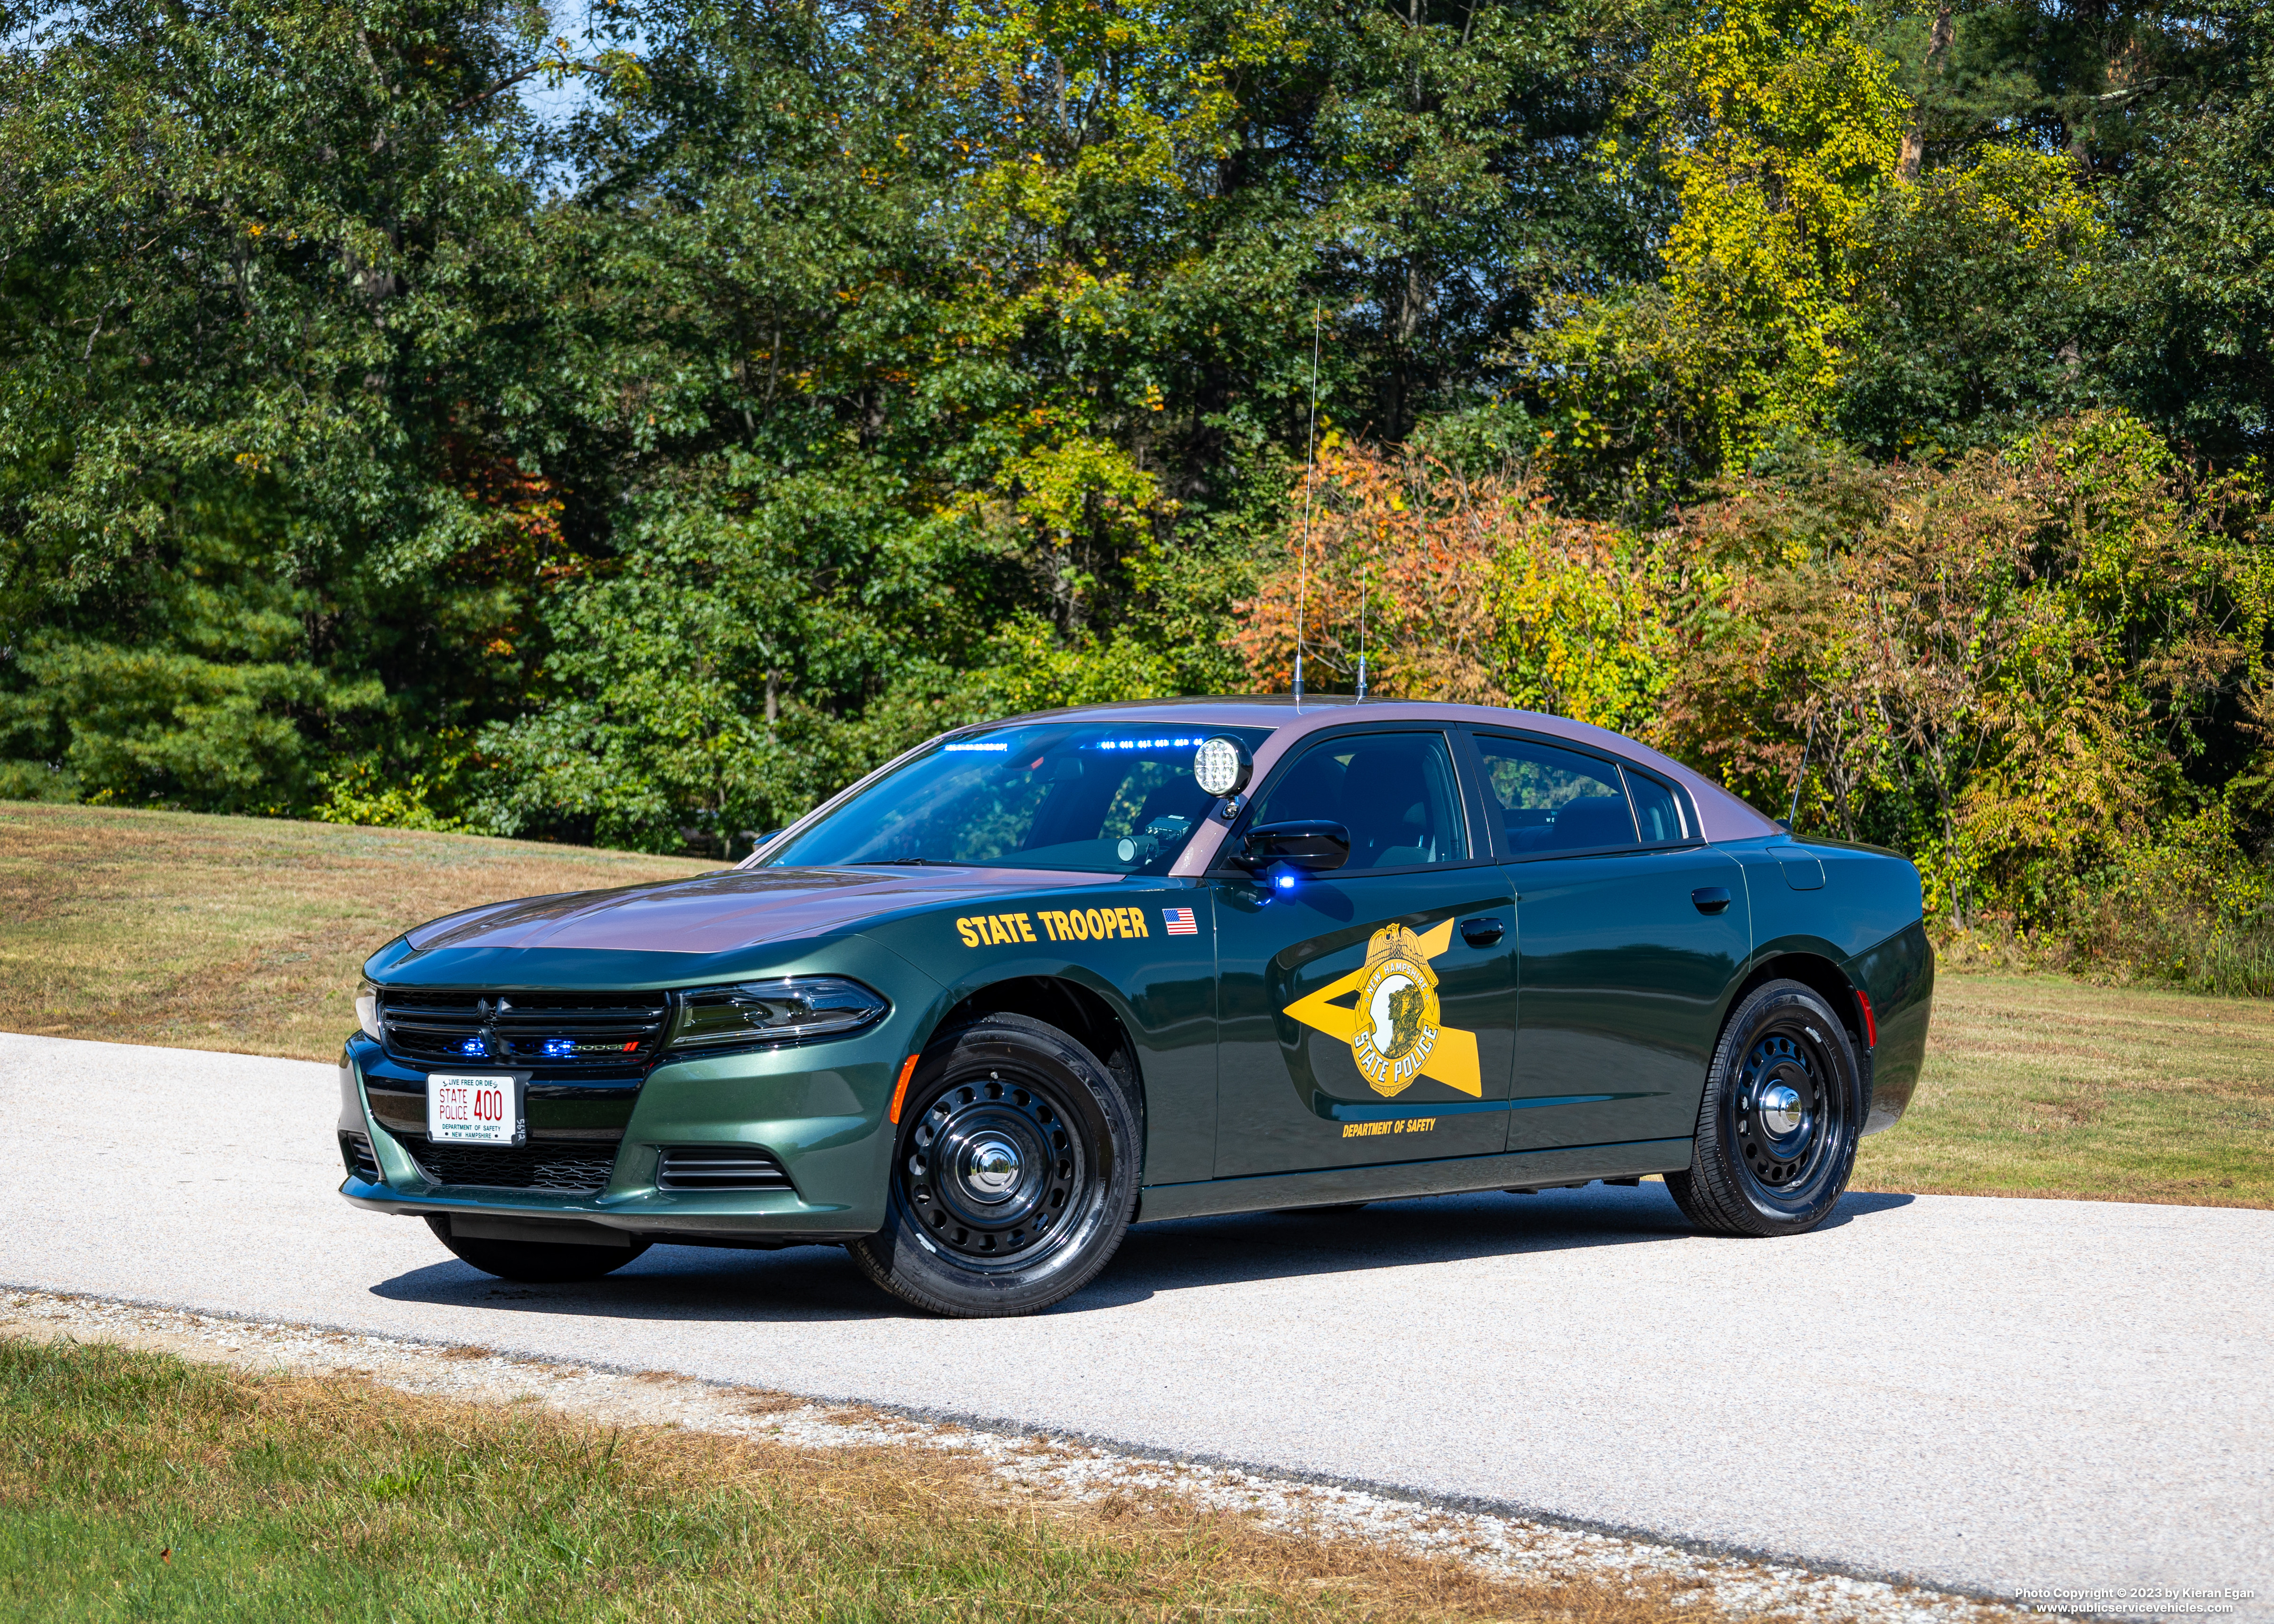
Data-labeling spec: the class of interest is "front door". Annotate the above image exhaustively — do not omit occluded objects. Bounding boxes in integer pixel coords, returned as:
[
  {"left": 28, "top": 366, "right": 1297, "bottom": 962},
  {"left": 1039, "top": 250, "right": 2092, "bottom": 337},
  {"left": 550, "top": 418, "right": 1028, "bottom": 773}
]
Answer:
[
  {"left": 1211, "top": 729, "right": 1520, "bottom": 1178},
  {"left": 1468, "top": 730, "right": 1750, "bottom": 1152}
]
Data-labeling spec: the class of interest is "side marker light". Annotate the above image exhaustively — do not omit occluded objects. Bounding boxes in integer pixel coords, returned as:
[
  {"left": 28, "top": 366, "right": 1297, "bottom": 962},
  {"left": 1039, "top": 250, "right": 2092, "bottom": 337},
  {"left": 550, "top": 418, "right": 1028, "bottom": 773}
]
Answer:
[
  {"left": 1854, "top": 989, "right": 1878, "bottom": 1047},
  {"left": 888, "top": 1053, "right": 920, "bottom": 1123}
]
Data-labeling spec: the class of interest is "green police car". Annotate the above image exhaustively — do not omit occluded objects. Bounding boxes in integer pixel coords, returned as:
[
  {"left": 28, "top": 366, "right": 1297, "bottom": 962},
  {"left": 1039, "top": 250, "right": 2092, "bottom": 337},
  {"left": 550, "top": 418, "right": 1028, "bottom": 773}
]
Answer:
[{"left": 339, "top": 697, "right": 1933, "bottom": 1317}]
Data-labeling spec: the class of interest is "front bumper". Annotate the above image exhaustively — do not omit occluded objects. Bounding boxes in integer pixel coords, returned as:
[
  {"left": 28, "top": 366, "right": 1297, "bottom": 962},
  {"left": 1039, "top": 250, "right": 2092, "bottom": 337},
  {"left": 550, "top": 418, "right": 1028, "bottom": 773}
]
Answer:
[{"left": 335, "top": 1019, "right": 918, "bottom": 1244}]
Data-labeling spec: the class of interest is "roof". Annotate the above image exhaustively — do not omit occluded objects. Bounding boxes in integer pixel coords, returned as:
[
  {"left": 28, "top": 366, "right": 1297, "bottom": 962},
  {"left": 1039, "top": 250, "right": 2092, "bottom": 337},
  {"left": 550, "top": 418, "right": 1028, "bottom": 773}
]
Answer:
[{"left": 994, "top": 695, "right": 1781, "bottom": 860}]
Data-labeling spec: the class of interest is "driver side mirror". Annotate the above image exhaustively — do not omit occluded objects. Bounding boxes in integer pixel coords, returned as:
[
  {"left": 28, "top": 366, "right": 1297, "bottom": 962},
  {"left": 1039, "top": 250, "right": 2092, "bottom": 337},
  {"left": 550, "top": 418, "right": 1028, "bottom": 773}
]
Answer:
[{"left": 1234, "top": 820, "right": 1351, "bottom": 874}]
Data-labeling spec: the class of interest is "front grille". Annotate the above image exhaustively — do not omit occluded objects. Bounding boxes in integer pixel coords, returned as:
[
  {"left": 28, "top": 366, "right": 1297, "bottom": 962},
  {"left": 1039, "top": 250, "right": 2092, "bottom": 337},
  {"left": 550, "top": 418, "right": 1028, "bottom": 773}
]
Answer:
[
  {"left": 380, "top": 989, "right": 669, "bottom": 1073},
  {"left": 406, "top": 1138, "right": 621, "bottom": 1192},
  {"left": 341, "top": 1132, "right": 382, "bottom": 1183},
  {"left": 657, "top": 1145, "right": 795, "bottom": 1193}
]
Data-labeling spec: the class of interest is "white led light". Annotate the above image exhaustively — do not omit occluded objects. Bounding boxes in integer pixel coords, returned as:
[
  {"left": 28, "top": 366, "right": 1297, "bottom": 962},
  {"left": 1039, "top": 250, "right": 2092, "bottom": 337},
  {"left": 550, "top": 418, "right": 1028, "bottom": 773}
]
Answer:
[{"left": 1193, "top": 736, "right": 1251, "bottom": 798}]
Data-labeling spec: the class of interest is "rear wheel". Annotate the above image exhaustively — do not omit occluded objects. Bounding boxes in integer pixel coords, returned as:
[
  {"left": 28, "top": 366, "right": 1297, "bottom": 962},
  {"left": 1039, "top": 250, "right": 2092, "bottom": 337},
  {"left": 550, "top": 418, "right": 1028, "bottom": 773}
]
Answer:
[
  {"left": 849, "top": 1013, "right": 1138, "bottom": 1318},
  {"left": 1668, "top": 980, "right": 1862, "bottom": 1237},
  {"left": 424, "top": 1215, "right": 650, "bottom": 1283}
]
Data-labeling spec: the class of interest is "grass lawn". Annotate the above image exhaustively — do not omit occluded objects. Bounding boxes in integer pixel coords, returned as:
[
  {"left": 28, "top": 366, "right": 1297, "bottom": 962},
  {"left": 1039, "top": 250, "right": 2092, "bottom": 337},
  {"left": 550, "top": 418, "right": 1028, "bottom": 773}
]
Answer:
[
  {"left": 5, "top": 800, "right": 2268, "bottom": 1209},
  {"left": 1854, "top": 972, "right": 2274, "bottom": 1208},
  {"left": 0, "top": 802, "right": 708, "bottom": 1060},
  {"left": 0, "top": 1337, "right": 1685, "bottom": 1624}
]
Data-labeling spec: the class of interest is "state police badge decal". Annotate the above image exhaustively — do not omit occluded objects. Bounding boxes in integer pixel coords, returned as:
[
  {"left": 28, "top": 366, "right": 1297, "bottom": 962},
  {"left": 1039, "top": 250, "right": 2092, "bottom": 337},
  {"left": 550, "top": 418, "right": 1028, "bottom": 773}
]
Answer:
[{"left": 1351, "top": 923, "right": 1442, "bottom": 1095}]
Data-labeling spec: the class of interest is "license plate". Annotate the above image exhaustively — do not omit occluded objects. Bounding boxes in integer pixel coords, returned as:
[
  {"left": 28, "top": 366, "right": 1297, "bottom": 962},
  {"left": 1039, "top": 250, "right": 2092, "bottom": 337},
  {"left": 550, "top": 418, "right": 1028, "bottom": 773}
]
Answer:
[{"left": 427, "top": 1075, "right": 523, "bottom": 1145}]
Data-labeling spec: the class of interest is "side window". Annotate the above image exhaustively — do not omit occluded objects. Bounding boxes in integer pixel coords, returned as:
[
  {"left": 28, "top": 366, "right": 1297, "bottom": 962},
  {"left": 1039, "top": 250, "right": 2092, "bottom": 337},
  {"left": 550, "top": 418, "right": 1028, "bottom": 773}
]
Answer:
[
  {"left": 1623, "top": 767, "right": 1693, "bottom": 845},
  {"left": 1472, "top": 735, "right": 1637, "bottom": 856},
  {"left": 1246, "top": 731, "right": 1469, "bottom": 870}
]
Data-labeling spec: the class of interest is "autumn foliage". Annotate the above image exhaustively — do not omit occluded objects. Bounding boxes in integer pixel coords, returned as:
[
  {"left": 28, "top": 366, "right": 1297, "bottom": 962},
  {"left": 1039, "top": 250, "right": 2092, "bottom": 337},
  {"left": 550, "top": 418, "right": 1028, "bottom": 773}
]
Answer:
[
  {"left": 1235, "top": 445, "right": 1520, "bottom": 706},
  {"left": 1240, "top": 421, "right": 2274, "bottom": 986},
  {"left": 1236, "top": 445, "right": 1672, "bottom": 731}
]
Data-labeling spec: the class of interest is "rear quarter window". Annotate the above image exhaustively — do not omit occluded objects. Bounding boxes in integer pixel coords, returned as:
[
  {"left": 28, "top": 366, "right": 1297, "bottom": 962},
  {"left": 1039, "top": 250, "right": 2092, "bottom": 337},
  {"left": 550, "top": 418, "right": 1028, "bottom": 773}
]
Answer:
[{"left": 1623, "top": 767, "right": 1694, "bottom": 845}]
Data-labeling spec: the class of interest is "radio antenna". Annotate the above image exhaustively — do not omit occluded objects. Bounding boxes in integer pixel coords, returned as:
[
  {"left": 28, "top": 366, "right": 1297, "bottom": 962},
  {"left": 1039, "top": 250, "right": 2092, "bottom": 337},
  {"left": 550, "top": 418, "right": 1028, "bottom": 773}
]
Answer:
[
  {"left": 1784, "top": 714, "right": 1816, "bottom": 831},
  {"left": 1356, "top": 563, "right": 1368, "bottom": 699},
  {"left": 1294, "top": 303, "right": 1321, "bottom": 703}
]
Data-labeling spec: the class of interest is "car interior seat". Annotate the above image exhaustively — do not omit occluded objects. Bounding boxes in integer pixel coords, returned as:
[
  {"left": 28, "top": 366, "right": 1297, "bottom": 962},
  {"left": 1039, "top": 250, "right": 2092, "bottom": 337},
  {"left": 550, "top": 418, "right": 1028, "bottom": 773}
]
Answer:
[
  {"left": 1336, "top": 747, "right": 1434, "bottom": 868},
  {"left": 1540, "top": 795, "right": 1633, "bottom": 852}
]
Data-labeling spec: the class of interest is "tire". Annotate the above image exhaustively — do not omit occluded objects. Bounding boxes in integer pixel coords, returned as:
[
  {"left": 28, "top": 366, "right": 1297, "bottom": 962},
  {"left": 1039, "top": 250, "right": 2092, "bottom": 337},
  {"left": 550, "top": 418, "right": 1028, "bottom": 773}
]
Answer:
[
  {"left": 424, "top": 1215, "right": 651, "bottom": 1284},
  {"left": 849, "top": 1012, "right": 1139, "bottom": 1318},
  {"left": 1667, "top": 979, "right": 1863, "bottom": 1238}
]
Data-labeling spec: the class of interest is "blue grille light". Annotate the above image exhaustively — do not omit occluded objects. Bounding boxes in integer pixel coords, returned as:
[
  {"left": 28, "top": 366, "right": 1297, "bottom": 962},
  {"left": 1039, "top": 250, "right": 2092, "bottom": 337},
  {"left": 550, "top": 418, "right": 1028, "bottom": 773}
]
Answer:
[
  {"left": 542, "top": 1037, "right": 576, "bottom": 1059},
  {"left": 456, "top": 1036, "right": 488, "bottom": 1058}
]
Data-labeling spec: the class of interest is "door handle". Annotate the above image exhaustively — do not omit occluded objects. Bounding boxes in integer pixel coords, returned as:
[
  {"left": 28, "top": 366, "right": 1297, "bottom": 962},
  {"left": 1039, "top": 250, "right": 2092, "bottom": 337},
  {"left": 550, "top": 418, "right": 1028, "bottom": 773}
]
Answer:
[
  {"left": 1691, "top": 887, "right": 1732, "bottom": 915},
  {"left": 1460, "top": 915, "right": 1506, "bottom": 946}
]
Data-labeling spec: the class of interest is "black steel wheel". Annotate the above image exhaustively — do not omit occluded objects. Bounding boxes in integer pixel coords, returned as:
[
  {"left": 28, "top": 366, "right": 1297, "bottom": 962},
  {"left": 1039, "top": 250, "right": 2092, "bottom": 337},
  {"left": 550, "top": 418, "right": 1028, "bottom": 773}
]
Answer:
[
  {"left": 424, "top": 1215, "right": 650, "bottom": 1283},
  {"left": 1667, "top": 980, "right": 1862, "bottom": 1237},
  {"left": 849, "top": 1013, "right": 1137, "bottom": 1317}
]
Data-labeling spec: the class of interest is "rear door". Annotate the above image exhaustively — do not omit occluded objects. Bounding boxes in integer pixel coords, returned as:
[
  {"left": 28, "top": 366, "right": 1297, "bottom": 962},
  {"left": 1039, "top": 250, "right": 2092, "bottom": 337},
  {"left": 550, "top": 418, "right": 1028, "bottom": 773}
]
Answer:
[
  {"left": 1466, "top": 731, "right": 1749, "bottom": 1153},
  {"left": 1209, "top": 728, "right": 1520, "bottom": 1178}
]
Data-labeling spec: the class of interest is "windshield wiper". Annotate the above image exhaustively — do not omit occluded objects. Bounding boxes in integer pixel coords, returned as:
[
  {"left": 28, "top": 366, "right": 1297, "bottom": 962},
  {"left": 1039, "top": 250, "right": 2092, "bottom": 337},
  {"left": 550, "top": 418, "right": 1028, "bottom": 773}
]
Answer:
[{"left": 851, "top": 857, "right": 939, "bottom": 865}]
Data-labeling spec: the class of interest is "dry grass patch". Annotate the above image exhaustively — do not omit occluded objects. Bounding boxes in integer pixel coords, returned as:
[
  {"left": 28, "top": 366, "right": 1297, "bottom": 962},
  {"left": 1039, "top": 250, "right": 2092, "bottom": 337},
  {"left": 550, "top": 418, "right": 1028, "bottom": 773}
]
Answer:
[
  {"left": 0, "top": 1336, "right": 1720, "bottom": 1624},
  {"left": 0, "top": 802, "right": 707, "bottom": 1060},
  {"left": 1856, "top": 971, "right": 2274, "bottom": 1207}
]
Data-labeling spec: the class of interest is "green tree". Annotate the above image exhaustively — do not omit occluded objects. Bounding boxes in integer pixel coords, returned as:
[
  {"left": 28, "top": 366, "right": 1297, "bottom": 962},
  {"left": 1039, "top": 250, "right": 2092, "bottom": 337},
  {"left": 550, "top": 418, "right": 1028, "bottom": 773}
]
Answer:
[
  {"left": 2096, "top": 25, "right": 2274, "bottom": 460},
  {"left": 1509, "top": 0, "right": 1909, "bottom": 505},
  {"left": 1833, "top": 146, "right": 2105, "bottom": 458},
  {"left": 466, "top": 0, "right": 1652, "bottom": 847},
  {"left": 0, "top": 0, "right": 599, "bottom": 809}
]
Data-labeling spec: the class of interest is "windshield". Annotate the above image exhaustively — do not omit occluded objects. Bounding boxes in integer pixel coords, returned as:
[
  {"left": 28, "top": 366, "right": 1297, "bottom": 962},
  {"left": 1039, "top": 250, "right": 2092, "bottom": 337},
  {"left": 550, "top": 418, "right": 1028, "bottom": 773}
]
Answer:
[{"left": 764, "top": 722, "right": 1276, "bottom": 875}]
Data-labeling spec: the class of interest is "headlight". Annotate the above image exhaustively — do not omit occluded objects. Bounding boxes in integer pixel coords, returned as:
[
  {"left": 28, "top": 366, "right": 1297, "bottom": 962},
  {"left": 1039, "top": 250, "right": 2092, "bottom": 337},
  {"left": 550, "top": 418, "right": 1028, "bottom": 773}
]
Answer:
[
  {"left": 667, "top": 977, "right": 888, "bottom": 1049},
  {"left": 356, "top": 978, "right": 383, "bottom": 1042}
]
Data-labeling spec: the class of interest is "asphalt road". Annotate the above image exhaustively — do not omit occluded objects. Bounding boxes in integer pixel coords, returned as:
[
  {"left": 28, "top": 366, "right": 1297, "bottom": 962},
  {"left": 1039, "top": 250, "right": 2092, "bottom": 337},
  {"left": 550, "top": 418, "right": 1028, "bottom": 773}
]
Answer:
[{"left": 4, "top": 1032, "right": 2268, "bottom": 1612}]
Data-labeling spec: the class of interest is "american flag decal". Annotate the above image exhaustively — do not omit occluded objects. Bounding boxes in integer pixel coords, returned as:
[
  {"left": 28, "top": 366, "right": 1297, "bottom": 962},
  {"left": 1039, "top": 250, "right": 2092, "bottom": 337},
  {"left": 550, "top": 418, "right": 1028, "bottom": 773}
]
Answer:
[{"left": 1162, "top": 906, "right": 1199, "bottom": 936}]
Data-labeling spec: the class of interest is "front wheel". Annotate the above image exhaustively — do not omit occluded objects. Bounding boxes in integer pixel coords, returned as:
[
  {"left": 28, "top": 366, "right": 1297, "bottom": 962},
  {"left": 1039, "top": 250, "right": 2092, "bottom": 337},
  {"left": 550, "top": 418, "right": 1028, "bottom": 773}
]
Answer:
[
  {"left": 849, "top": 1013, "right": 1138, "bottom": 1318},
  {"left": 1668, "top": 980, "right": 1862, "bottom": 1237}
]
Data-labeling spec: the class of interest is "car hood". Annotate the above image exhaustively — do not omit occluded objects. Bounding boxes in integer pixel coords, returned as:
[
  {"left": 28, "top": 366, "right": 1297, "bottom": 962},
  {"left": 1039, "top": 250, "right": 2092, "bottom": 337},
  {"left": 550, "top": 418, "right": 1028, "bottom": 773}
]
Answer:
[{"left": 400, "top": 864, "right": 1112, "bottom": 958}]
